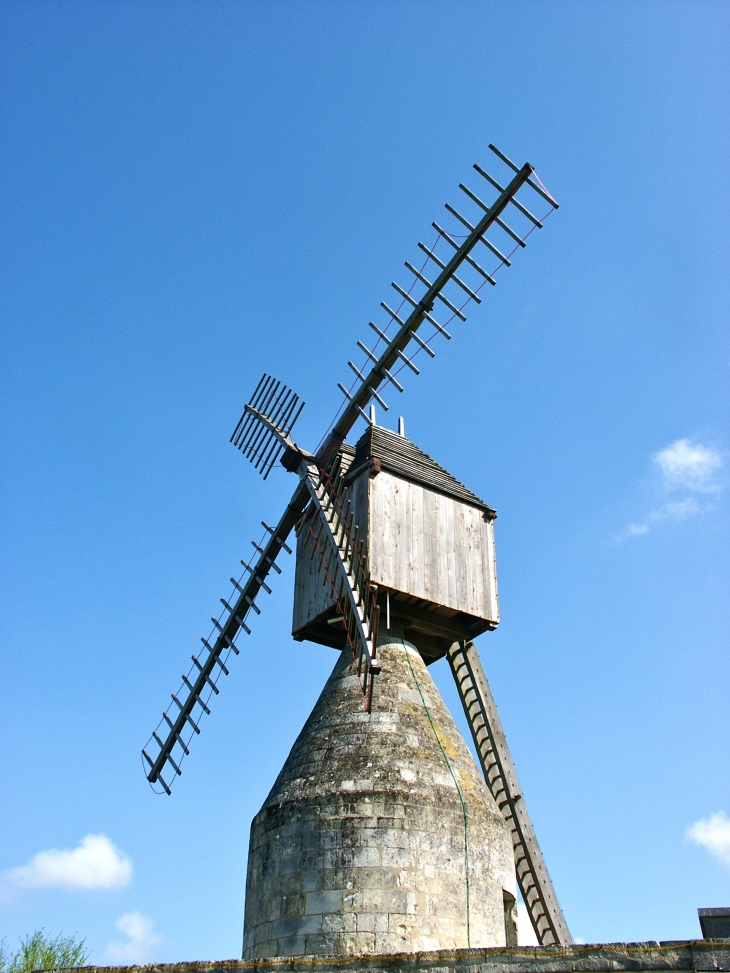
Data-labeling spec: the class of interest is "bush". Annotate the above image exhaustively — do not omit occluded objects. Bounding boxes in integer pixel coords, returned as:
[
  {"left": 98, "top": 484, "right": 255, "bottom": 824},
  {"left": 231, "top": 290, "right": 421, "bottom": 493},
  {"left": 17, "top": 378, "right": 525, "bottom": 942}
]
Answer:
[{"left": 0, "top": 931, "right": 89, "bottom": 973}]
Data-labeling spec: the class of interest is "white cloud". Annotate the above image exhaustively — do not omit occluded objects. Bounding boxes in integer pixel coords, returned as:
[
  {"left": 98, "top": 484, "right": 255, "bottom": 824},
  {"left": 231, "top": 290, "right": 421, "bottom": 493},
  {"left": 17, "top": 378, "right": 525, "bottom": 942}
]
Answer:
[
  {"left": 618, "top": 438, "right": 724, "bottom": 540},
  {"left": 623, "top": 497, "right": 707, "bottom": 539},
  {"left": 0, "top": 834, "right": 132, "bottom": 896},
  {"left": 654, "top": 439, "right": 723, "bottom": 493},
  {"left": 106, "top": 913, "right": 162, "bottom": 964},
  {"left": 687, "top": 811, "right": 730, "bottom": 867}
]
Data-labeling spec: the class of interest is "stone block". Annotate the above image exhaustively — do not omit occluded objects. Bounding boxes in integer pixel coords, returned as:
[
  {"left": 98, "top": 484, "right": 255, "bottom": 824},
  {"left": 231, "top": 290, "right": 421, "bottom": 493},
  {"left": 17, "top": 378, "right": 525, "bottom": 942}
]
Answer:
[
  {"left": 273, "top": 935, "right": 305, "bottom": 957},
  {"left": 339, "top": 932, "right": 377, "bottom": 954},
  {"left": 305, "top": 889, "right": 343, "bottom": 915},
  {"left": 374, "top": 931, "right": 412, "bottom": 953},
  {"left": 351, "top": 865, "right": 397, "bottom": 890},
  {"left": 279, "top": 854, "right": 302, "bottom": 876},
  {"left": 280, "top": 894, "right": 306, "bottom": 919},
  {"left": 353, "top": 845, "right": 381, "bottom": 868},
  {"left": 249, "top": 921, "right": 272, "bottom": 945},
  {"left": 381, "top": 846, "right": 415, "bottom": 869},
  {"left": 356, "top": 913, "right": 375, "bottom": 932},
  {"left": 373, "top": 913, "right": 389, "bottom": 933},
  {"left": 276, "top": 871, "right": 305, "bottom": 896},
  {"left": 302, "top": 933, "right": 340, "bottom": 955},
  {"left": 271, "top": 914, "right": 322, "bottom": 939},
  {"left": 320, "top": 912, "right": 357, "bottom": 934},
  {"left": 300, "top": 870, "right": 318, "bottom": 893},
  {"left": 250, "top": 938, "right": 277, "bottom": 958},
  {"left": 362, "top": 888, "right": 407, "bottom": 914},
  {"left": 342, "top": 890, "right": 362, "bottom": 912}
]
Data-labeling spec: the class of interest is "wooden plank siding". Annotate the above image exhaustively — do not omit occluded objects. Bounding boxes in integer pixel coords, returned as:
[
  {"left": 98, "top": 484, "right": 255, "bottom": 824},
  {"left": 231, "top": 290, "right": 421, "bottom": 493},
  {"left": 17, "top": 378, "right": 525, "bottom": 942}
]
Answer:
[
  {"left": 367, "top": 471, "right": 498, "bottom": 622},
  {"left": 292, "top": 431, "right": 499, "bottom": 646}
]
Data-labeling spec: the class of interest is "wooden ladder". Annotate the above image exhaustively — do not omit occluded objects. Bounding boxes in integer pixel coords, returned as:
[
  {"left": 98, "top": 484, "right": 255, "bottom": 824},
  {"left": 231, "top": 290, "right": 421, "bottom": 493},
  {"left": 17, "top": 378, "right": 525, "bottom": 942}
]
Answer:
[
  {"left": 447, "top": 640, "right": 572, "bottom": 946},
  {"left": 305, "top": 456, "right": 380, "bottom": 709}
]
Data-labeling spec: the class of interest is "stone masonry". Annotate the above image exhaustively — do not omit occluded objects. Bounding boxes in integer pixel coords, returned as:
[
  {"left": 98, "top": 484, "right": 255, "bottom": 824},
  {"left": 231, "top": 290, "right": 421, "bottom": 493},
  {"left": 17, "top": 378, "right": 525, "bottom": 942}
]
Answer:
[
  {"left": 80, "top": 941, "right": 730, "bottom": 973},
  {"left": 243, "top": 635, "right": 515, "bottom": 958}
]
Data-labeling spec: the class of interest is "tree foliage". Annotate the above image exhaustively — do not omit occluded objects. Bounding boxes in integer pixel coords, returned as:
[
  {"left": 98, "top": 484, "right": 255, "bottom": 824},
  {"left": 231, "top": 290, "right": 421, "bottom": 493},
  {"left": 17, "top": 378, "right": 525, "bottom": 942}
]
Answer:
[{"left": 0, "top": 931, "right": 89, "bottom": 973}]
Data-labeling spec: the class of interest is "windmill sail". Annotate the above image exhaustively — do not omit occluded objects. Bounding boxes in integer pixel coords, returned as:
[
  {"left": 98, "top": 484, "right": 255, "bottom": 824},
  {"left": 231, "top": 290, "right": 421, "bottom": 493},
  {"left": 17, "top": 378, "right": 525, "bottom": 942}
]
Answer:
[
  {"left": 448, "top": 640, "right": 572, "bottom": 946},
  {"left": 325, "top": 144, "right": 558, "bottom": 457},
  {"left": 142, "top": 501, "right": 301, "bottom": 794},
  {"left": 231, "top": 374, "right": 305, "bottom": 479},
  {"left": 143, "top": 147, "right": 561, "bottom": 795},
  {"left": 238, "top": 396, "right": 382, "bottom": 707}
]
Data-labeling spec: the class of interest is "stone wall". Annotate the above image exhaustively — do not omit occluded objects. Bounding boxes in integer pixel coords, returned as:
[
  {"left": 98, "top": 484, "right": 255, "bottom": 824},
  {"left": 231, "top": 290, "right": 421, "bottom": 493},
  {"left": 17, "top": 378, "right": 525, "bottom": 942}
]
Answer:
[
  {"left": 75, "top": 941, "right": 730, "bottom": 973},
  {"left": 243, "top": 637, "right": 514, "bottom": 958}
]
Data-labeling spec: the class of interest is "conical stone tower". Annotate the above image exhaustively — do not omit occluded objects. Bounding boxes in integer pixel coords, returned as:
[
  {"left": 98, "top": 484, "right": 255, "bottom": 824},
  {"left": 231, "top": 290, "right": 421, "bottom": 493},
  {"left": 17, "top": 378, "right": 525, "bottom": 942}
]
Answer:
[{"left": 243, "top": 634, "right": 515, "bottom": 958}]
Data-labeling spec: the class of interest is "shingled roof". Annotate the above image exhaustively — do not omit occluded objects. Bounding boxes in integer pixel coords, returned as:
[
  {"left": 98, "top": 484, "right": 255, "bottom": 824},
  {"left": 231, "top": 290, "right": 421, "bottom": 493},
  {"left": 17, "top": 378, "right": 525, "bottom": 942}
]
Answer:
[{"left": 343, "top": 424, "right": 495, "bottom": 516}]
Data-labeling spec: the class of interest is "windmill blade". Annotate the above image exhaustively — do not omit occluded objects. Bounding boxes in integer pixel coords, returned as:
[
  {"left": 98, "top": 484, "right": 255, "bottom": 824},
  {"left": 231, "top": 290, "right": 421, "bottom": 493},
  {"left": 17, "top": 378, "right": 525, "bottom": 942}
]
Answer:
[
  {"left": 142, "top": 495, "right": 305, "bottom": 794},
  {"left": 326, "top": 146, "right": 559, "bottom": 456},
  {"left": 447, "top": 640, "right": 572, "bottom": 946},
  {"left": 231, "top": 374, "right": 305, "bottom": 479}
]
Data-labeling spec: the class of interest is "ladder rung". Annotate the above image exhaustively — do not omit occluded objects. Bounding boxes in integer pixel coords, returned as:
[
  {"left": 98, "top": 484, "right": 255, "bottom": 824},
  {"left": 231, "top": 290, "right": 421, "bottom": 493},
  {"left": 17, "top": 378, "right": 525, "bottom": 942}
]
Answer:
[
  {"left": 381, "top": 366, "right": 404, "bottom": 393},
  {"left": 171, "top": 695, "right": 200, "bottom": 734},
  {"left": 167, "top": 752, "right": 182, "bottom": 777},
  {"left": 409, "top": 330, "right": 436, "bottom": 358}
]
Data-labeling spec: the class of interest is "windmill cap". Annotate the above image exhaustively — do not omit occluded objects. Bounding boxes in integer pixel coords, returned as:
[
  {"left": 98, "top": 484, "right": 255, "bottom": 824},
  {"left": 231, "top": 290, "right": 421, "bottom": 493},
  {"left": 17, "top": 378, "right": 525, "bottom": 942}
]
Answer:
[{"left": 344, "top": 424, "right": 496, "bottom": 518}]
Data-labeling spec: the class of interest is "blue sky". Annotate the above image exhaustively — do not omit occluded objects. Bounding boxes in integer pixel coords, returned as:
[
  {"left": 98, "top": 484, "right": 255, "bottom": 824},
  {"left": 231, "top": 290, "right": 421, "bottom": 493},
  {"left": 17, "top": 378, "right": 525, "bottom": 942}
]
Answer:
[{"left": 1, "top": 0, "right": 728, "bottom": 963}]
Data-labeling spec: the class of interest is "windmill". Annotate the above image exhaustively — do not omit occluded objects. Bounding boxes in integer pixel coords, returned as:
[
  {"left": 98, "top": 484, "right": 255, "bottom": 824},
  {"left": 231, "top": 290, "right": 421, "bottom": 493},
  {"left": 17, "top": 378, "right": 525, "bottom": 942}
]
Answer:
[{"left": 142, "top": 145, "right": 571, "bottom": 953}]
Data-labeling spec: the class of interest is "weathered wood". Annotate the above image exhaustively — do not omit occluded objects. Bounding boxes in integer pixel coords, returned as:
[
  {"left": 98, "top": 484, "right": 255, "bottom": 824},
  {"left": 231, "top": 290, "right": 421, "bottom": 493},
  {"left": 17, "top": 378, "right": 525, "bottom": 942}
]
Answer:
[
  {"left": 292, "top": 432, "right": 499, "bottom": 647},
  {"left": 367, "top": 471, "right": 497, "bottom": 620}
]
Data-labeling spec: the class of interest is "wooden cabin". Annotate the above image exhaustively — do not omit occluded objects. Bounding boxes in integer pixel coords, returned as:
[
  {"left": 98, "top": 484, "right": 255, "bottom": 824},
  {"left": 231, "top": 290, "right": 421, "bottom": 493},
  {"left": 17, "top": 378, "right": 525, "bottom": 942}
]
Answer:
[{"left": 292, "top": 424, "right": 499, "bottom": 663}]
